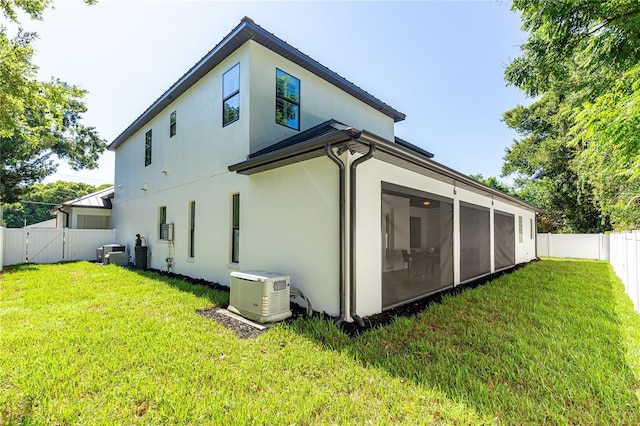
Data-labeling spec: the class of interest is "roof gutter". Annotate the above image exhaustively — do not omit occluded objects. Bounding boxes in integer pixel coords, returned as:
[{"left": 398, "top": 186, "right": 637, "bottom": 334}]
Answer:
[{"left": 357, "top": 130, "right": 542, "bottom": 213}]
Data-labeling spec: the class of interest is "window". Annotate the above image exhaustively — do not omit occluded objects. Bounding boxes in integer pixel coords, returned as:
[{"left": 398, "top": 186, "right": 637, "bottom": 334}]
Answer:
[
  {"left": 530, "top": 218, "right": 534, "bottom": 239},
  {"left": 145, "top": 130, "right": 152, "bottom": 166},
  {"left": 170, "top": 111, "right": 177, "bottom": 137},
  {"left": 223, "top": 63, "right": 240, "bottom": 126},
  {"left": 231, "top": 194, "right": 240, "bottom": 263},
  {"left": 275, "top": 69, "right": 300, "bottom": 130},
  {"left": 518, "top": 215, "right": 523, "bottom": 243},
  {"left": 159, "top": 206, "right": 167, "bottom": 240},
  {"left": 188, "top": 201, "right": 195, "bottom": 258}
]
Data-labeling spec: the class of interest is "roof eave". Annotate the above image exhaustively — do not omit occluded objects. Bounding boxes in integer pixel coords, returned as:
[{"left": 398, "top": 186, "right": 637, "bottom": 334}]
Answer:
[{"left": 108, "top": 18, "right": 405, "bottom": 151}]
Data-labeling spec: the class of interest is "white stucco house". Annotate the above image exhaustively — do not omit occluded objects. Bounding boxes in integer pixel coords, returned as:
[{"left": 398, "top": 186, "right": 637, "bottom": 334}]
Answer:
[{"left": 108, "top": 17, "right": 539, "bottom": 321}]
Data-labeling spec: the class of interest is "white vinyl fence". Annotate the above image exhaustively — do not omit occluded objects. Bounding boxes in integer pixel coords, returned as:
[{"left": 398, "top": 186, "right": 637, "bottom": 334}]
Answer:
[
  {"left": 537, "top": 233, "right": 610, "bottom": 260},
  {"left": 537, "top": 232, "right": 639, "bottom": 313},
  {"left": 2, "top": 228, "right": 117, "bottom": 266},
  {"left": 610, "top": 232, "right": 640, "bottom": 313}
]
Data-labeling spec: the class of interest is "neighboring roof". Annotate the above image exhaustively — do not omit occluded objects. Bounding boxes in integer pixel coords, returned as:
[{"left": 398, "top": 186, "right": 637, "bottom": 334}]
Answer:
[
  {"left": 27, "top": 218, "right": 57, "bottom": 228},
  {"left": 61, "top": 187, "right": 114, "bottom": 209},
  {"left": 228, "top": 126, "right": 541, "bottom": 213},
  {"left": 108, "top": 17, "right": 406, "bottom": 151}
]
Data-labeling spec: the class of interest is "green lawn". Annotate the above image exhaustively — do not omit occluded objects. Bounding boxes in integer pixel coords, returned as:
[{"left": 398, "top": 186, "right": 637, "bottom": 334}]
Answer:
[{"left": 1, "top": 259, "right": 639, "bottom": 425}]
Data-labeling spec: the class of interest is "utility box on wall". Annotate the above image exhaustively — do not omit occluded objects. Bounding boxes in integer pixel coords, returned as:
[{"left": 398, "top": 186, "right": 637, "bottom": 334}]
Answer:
[{"left": 228, "top": 270, "right": 292, "bottom": 323}]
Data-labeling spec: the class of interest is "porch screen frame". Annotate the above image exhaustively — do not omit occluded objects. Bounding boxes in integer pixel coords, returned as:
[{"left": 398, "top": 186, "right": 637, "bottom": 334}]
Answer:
[{"left": 459, "top": 201, "right": 491, "bottom": 282}]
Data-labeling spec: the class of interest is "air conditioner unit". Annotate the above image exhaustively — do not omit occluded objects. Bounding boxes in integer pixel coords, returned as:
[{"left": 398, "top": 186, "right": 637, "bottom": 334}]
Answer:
[
  {"left": 161, "top": 223, "right": 174, "bottom": 241},
  {"left": 99, "top": 244, "right": 126, "bottom": 264},
  {"left": 228, "top": 270, "right": 292, "bottom": 323}
]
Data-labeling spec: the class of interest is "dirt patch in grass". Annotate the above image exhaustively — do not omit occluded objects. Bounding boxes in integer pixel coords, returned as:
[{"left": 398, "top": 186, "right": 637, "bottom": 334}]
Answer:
[{"left": 153, "top": 262, "right": 531, "bottom": 338}]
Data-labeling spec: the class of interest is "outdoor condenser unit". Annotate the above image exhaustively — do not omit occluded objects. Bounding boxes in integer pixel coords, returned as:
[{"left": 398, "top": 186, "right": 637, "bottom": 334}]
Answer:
[{"left": 228, "top": 270, "right": 292, "bottom": 323}]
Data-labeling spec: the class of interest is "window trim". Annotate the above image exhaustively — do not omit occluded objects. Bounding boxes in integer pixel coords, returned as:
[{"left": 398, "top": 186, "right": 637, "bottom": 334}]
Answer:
[
  {"left": 223, "top": 63, "right": 240, "bottom": 126},
  {"left": 275, "top": 68, "right": 300, "bottom": 130},
  {"left": 170, "top": 111, "right": 177, "bottom": 137},
  {"left": 145, "top": 129, "right": 152, "bottom": 167}
]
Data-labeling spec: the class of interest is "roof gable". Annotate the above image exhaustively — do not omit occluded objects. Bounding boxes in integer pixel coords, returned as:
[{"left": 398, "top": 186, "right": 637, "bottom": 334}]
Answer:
[{"left": 108, "top": 17, "right": 405, "bottom": 151}]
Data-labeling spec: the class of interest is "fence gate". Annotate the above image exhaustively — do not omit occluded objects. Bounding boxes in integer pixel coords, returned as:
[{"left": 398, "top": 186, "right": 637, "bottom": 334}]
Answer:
[
  {"left": 25, "top": 229, "right": 65, "bottom": 264},
  {"left": 3, "top": 228, "right": 120, "bottom": 266}
]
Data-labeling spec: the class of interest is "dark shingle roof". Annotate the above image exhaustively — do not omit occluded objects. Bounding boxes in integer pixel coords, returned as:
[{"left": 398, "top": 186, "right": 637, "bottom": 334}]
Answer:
[{"left": 108, "top": 17, "right": 405, "bottom": 151}]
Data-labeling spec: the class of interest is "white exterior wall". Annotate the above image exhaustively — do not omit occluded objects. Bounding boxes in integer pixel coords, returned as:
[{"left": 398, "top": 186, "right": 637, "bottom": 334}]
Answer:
[
  {"left": 355, "top": 157, "right": 538, "bottom": 317},
  {"left": 248, "top": 41, "right": 395, "bottom": 153},
  {"left": 113, "top": 45, "right": 251, "bottom": 214},
  {"left": 243, "top": 156, "right": 340, "bottom": 315},
  {"left": 112, "top": 42, "right": 346, "bottom": 314},
  {"left": 112, "top": 44, "right": 251, "bottom": 265}
]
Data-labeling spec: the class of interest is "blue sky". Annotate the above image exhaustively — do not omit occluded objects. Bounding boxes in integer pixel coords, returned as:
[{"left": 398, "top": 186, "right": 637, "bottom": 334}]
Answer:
[{"left": 23, "top": 0, "right": 529, "bottom": 186}]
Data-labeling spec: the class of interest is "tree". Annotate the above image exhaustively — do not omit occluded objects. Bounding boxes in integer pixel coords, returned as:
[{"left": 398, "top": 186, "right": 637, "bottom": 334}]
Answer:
[
  {"left": 468, "top": 173, "right": 514, "bottom": 195},
  {"left": 0, "top": 0, "right": 105, "bottom": 204},
  {"left": 2, "top": 181, "right": 110, "bottom": 227},
  {"left": 501, "top": 94, "right": 609, "bottom": 233},
  {"left": 503, "top": 0, "right": 640, "bottom": 231}
]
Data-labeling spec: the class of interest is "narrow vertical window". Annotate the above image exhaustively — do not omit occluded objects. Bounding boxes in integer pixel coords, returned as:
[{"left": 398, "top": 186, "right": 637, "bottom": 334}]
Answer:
[
  {"left": 145, "top": 130, "right": 152, "bottom": 166},
  {"left": 223, "top": 63, "right": 240, "bottom": 126},
  {"left": 275, "top": 69, "right": 300, "bottom": 130},
  {"left": 170, "top": 111, "right": 177, "bottom": 137},
  {"left": 530, "top": 218, "right": 534, "bottom": 239},
  {"left": 518, "top": 215, "right": 523, "bottom": 243},
  {"left": 188, "top": 201, "right": 195, "bottom": 258},
  {"left": 231, "top": 194, "right": 240, "bottom": 263},
  {"left": 159, "top": 206, "right": 167, "bottom": 240}
]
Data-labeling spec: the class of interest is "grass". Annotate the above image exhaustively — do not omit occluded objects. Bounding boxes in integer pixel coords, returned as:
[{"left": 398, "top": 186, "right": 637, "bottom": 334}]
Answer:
[{"left": 0, "top": 260, "right": 638, "bottom": 424}]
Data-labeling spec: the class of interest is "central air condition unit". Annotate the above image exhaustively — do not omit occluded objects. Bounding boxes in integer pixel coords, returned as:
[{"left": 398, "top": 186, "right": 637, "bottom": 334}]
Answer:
[
  {"left": 228, "top": 270, "right": 292, "bottom": 323},
  {"left": 99, "top": 244, "right": 126, "bottom": 263}
]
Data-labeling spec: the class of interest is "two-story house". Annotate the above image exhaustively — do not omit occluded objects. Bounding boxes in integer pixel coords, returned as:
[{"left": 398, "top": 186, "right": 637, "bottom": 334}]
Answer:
[{"left": 108, "top": 17, "right": 538, "bottom": 321}]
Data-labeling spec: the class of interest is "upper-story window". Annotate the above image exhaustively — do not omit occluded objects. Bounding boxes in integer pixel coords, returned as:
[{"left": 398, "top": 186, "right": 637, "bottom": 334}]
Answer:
[
  {"left": 223, "top": 63, "right": 240, "bottom": 126},
  {"left": 145, "top": 130, "right": 152, "bottom": 166},
  {"left": 170, "top": 111, "right": 177, "bottom": 137},
  {"left": 275, "top": 69, "right": 300, "bottom": 130}
]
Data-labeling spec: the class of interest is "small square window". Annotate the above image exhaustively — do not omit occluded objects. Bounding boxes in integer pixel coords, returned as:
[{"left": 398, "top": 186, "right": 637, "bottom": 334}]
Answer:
[{"left": 170, "top": 111, "right": 176, "bottom": 137}]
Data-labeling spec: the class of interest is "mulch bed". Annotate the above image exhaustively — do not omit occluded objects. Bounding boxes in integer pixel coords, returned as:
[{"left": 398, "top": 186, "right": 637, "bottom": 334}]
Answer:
[
  {"left": 150, "top": 262, "right": 531, "bottom": 338},
  {"left": 197, "top": 307, "right": 266, "bottom": 339}
]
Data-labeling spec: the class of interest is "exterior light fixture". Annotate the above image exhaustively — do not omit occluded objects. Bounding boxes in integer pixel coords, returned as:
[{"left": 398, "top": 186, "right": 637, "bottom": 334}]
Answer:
[{"left": 423, "top": 200, "right": 431, "bottom": 206}]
